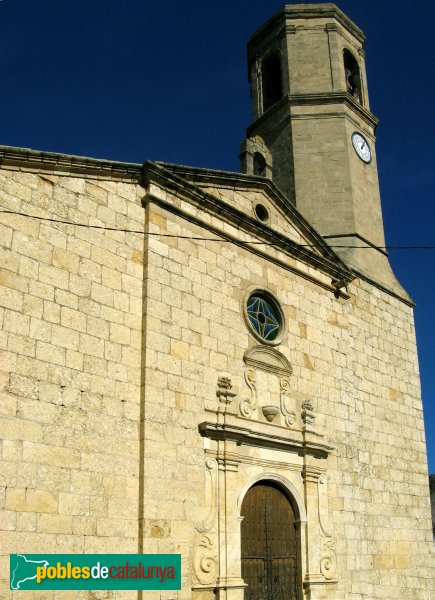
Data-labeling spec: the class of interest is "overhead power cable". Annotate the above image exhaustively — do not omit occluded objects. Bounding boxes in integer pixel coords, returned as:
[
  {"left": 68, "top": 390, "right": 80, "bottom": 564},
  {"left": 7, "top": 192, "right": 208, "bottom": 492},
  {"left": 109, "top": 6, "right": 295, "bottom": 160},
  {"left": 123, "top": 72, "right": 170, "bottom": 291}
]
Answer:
[{"left": 0, "top": 208, "right": 434, "bottom": 250}]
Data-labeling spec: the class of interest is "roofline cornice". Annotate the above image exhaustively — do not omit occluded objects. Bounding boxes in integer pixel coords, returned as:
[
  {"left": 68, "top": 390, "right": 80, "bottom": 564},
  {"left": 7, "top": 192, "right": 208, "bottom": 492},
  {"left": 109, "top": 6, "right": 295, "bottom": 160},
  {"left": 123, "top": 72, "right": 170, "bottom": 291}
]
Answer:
[
  {"left": 0, "top": 145, "right": 413, "bottom": 306},
  {"left": 0, "top": 145, "right": 142, "bottom": 181}
]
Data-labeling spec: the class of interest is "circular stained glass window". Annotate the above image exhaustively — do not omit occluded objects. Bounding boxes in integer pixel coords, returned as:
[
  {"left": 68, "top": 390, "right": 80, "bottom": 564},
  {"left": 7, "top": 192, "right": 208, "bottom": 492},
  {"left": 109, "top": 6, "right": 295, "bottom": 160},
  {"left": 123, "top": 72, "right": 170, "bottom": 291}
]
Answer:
[{"left": 246, "top": 291, "right": 284, "bottom": 344}]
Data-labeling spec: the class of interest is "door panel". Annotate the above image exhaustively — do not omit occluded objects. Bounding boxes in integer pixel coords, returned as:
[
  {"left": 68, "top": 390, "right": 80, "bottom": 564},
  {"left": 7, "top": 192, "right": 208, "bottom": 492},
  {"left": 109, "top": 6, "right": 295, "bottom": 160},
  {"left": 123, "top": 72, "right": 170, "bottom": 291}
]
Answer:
[{"left": 241, "top": 482, "right": 299, "bottom": 600}]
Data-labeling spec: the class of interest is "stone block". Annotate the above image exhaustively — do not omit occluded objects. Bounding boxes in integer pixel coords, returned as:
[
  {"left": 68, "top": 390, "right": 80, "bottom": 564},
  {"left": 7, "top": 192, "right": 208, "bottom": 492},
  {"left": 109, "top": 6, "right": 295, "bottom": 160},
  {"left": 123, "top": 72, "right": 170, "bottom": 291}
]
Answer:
[
  {"left": 22, "top": 442, "right": 80, "bottom": 469},
  {"left": 37, "top": 514, "right": 72, "bottom": 534},
  {"left": 6, "top": 489, "right": 57, "bottom": 513},
  {"left": 58, "top": 493, "right": 90, "bottom": 517}
]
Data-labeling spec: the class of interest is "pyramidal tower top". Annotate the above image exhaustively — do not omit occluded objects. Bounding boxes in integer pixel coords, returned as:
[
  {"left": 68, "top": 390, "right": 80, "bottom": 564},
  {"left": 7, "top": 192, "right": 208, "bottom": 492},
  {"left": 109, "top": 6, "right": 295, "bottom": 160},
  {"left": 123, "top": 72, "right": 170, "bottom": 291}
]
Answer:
[{"left": 240, "top": 4, "right": 409, "bottom": 301}]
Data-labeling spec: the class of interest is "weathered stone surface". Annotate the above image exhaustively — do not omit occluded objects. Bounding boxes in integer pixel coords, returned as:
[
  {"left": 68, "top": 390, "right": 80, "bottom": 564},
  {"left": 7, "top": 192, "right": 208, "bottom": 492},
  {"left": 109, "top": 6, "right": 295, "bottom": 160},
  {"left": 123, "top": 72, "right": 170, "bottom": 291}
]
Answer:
[{"left": 0, "top": 5, "right": 433, "bottom": 600}]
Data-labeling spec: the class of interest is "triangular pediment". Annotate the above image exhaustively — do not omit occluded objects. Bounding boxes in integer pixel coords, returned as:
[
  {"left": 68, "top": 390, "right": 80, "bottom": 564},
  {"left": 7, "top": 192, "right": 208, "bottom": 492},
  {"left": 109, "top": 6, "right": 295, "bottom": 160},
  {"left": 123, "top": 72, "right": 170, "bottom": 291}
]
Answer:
[{"left": 145, "top": 161, "right": 353, "bottom": 285}]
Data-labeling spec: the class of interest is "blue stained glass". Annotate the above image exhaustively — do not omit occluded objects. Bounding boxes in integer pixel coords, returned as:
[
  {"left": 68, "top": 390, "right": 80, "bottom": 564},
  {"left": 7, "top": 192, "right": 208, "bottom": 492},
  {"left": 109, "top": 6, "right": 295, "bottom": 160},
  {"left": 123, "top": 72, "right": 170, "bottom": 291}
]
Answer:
[
  {"left": 247, "top": 293, "right": 281, "bottom": 341},
  {"left": 263, "top": 303, "right": 275, "bottom": 320},
  {"left": 264, "top": 323, "right": 278, "bottom": 337}
]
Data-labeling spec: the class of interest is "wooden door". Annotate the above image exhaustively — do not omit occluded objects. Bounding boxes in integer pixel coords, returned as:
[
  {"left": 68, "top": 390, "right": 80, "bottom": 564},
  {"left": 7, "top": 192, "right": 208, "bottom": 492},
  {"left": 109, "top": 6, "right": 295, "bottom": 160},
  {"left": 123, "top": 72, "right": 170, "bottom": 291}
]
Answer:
[{"left": 241, "top": 482, "right": 299, "bottom": 600}]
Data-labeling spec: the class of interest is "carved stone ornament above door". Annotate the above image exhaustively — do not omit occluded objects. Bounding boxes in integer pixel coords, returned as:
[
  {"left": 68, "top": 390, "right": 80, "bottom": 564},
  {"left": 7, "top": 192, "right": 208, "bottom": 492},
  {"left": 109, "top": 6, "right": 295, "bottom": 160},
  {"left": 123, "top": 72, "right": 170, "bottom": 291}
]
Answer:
[{"left": 243, "top": 345, "right": 293, "bottom": 377}]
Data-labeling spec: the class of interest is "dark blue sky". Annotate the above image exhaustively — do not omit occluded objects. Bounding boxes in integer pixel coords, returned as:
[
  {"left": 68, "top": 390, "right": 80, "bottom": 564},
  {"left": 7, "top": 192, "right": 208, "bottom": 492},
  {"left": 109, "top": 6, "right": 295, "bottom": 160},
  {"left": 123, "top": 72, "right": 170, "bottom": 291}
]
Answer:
[{"left": 1, "top": 1, "right": 434, "bottom": 470}]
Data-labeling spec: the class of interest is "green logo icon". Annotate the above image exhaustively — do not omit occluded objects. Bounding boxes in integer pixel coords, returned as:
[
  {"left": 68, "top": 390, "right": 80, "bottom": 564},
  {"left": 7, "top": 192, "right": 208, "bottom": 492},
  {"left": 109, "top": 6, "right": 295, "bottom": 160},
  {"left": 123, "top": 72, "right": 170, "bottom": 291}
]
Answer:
[
  {"left": 10, "top": 554, "right": 181, "bottom": 590},
  {"left": 11, "top": 555, "right": 50, "bottom": 590}
]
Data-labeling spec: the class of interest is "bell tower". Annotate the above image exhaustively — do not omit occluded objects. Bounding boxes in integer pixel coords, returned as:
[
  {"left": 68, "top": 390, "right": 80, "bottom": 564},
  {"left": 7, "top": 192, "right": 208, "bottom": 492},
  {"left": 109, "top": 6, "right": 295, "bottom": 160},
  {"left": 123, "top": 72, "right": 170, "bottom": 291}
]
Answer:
[{"left": 241, "top": 4, "right": 408, "bottom": 299}]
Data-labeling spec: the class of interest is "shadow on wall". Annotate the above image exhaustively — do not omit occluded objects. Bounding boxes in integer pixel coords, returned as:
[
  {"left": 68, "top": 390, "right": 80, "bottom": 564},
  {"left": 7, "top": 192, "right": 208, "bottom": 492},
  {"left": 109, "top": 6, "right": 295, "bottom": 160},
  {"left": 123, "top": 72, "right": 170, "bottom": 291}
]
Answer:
[{"left": 429, "top": 475, "right": 435, "bottom": 538}]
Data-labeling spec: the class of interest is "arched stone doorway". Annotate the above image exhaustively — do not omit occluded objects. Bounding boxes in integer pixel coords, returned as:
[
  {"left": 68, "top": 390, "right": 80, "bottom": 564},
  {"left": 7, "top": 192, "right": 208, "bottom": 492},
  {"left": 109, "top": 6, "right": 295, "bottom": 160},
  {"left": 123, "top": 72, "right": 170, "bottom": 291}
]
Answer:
[{"left": 241, "top": 481, "right": 300, "bottom": 600}]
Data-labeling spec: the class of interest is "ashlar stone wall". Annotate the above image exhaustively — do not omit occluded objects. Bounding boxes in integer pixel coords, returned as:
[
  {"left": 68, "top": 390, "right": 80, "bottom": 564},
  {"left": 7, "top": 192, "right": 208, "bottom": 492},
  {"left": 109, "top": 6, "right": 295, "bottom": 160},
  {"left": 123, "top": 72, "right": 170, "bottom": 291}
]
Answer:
[
  {"left": 0, "top": 163, "right": 145, "bottom": 599},
  {"left": 0, "top": 156, "right": 433, "bottom": 600},
  {"left": 142, "top": 175, "right": 434, "bottom": 600}
]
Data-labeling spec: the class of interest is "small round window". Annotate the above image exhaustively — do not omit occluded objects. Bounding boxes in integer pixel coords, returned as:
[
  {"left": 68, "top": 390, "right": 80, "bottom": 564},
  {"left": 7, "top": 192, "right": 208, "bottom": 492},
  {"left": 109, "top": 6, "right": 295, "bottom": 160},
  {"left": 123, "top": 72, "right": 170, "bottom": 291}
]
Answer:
[
  {"left": 254, "top": 203, "right": 269, "bottom": 223},
  {"left": 245, "top": 290, "right": 285, "bottom": 344}
]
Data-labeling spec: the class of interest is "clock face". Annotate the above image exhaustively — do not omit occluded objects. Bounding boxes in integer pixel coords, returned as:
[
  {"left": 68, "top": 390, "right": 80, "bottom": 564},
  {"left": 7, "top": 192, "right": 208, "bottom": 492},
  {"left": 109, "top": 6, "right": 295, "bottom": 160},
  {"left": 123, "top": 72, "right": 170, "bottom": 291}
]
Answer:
[{"left": 351, "top": 132, "right": 372, "bottom": 164}]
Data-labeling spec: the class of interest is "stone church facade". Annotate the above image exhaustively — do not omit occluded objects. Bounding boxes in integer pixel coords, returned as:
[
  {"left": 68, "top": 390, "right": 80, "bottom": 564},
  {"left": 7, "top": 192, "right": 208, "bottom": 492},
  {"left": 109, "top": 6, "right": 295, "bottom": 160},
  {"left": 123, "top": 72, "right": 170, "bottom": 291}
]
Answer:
[{"left": 0, "top": 4, "right": 433, "bottom": 600}]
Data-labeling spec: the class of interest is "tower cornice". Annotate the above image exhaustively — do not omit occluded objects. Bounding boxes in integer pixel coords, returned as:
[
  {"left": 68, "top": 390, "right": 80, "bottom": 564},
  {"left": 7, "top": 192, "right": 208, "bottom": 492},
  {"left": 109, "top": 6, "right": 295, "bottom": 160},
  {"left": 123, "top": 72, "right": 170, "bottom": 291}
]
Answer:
[
  {"left": 248, "top": 4, "right": 365, "bottom": 54},
  {"left": 247, "top": 92, "right": 379, "bottom": 138}
]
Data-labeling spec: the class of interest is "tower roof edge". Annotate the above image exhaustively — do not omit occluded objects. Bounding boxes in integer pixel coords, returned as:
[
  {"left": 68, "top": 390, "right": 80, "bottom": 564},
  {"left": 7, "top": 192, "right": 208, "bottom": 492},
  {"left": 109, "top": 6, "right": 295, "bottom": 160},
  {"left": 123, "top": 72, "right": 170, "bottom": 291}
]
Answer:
[{"left": 249, "top": 3, "right": 365, "bottom": 48}]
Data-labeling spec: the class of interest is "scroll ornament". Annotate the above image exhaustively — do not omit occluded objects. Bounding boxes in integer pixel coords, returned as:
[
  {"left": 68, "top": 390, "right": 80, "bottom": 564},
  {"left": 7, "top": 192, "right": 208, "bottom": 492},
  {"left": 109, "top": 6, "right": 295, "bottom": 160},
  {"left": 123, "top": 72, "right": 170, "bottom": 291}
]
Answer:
[
  {"left": 280, "top": 378, "right": 296, "bottom": 427},
  {"left": 191, "top": 459, "right": 218, "bottom": 585},
  {"left": 320, "top": 537, "right": 337, "bottom": 580},
  {"left": 240, "top": 368, "right": 257, "bottom": 418},
  {"left": 318, "top": 474, "right": 337, "bottom": 580},
  {"left": 192, "top": 534, "right": 218, "bottom": 585}
]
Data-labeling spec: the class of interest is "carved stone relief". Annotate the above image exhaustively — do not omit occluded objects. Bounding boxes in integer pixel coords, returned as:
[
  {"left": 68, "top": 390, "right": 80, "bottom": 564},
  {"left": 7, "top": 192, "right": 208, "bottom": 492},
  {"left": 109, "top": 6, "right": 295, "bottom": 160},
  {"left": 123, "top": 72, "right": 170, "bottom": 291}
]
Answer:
[
  {"left": 241, "top": 346, "right": 297, "bottom": 426},
  {"left": 302, "top": 399, "right": 316, "bottom": 432},
  {"left": 197, "top": 349, "right": 337, "bottom": 594},
  {"left": 243, "top": 345, "right": 292, "bottom": 377},
  {"left": 317, "top": 473, "right": 337, "bottom": 581},
  {"left": 191, "top": 458, "right": 218, "bottom": 586},
  {"left": 216, "top": 376, "right": 237, "bottom": 406},
  {"left": 280, "top": 377, "right": 296, "bottom": 427},
  {"left": 239, "top": 368, "right": 257, "bottom": 418}
]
